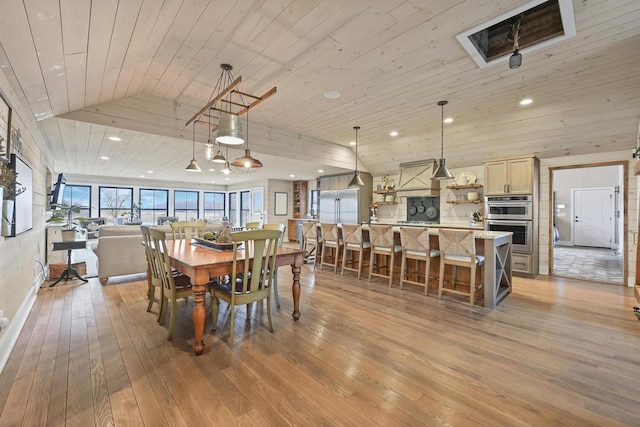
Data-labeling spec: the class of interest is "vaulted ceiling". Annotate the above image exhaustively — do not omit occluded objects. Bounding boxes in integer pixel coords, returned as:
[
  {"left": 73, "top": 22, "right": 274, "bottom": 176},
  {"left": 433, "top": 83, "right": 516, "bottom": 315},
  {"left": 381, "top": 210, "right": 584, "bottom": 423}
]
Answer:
[{"left": 0, "top": 0, "right": 638, "bottom": 186}]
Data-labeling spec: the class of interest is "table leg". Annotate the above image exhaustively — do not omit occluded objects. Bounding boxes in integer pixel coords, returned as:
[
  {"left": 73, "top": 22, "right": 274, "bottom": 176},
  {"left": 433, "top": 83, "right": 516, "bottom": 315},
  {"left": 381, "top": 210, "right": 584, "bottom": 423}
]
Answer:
[
  {"left": 192, "top": 282, "right": 207, "bottom": 355},
  {"left": 291, "top": 253, "right": 303, "bottom": 320},
  {"left": 50, "top": 249, "right": 88, "bottom": 288}
]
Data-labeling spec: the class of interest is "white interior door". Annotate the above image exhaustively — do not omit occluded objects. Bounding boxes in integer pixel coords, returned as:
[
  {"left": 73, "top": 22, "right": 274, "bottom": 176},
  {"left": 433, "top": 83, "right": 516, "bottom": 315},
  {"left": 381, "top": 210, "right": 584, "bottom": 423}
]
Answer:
[{"left": 573, "top": 188, "right": 614, "bottom": 248}]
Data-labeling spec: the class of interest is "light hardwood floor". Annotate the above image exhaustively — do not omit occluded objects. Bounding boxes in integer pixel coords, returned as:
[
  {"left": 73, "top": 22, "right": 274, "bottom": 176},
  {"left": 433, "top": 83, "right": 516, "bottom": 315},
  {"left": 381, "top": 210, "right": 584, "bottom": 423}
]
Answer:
[{"left": 1, "top": 265, "right": 639, "bottom": 426}]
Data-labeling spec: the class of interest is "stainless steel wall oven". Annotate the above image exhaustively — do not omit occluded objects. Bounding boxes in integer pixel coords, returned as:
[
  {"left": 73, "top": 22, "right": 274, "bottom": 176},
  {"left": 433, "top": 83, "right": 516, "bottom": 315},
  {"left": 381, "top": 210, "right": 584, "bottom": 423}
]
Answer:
[{"left": 485, "top": 195, "right": 533, "bottom": 253}]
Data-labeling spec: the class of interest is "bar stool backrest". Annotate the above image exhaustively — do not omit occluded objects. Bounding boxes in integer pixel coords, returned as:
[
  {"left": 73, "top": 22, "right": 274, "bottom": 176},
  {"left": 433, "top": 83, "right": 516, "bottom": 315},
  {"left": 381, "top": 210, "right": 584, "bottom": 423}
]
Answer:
[
  {"left": 399, "top": 227, "right": 430, "bottom": 252},
  {"left": 302, "top": 221, "right": 318, "bottom": 240},
  {"left": 321, "top": 223, "right": 340, "bottom": 242},
  {"left": 342, "top": 224, "right": 363, "bottom": 245},
  {"left": 369, "top": 224, "right": 394, "bottom": 248},
  {"left": 438, "top": 229, "right": 476, "bottom": 258}
]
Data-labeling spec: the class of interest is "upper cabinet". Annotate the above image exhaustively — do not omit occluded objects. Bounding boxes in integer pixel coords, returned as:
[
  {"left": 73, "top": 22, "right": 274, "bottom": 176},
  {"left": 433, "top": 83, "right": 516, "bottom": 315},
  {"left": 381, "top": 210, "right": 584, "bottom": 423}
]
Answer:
[{"left": 484, "top": 156, "right": 537, "bottom": 195}]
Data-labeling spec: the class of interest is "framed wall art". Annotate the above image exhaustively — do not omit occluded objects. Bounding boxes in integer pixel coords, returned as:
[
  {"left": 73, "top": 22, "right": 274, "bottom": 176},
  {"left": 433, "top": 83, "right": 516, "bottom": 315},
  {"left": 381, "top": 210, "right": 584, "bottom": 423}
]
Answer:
[
  {"left": 0, "top": 91, "right": 11, "bottom": 159},
  {"left": 274, "top": 192, "right": 288, "bottom": 216}
]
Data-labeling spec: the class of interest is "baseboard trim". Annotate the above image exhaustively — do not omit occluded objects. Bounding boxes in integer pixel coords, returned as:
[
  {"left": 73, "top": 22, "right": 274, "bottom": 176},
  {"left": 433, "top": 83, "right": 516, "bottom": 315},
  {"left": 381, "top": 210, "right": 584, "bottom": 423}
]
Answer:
[{"left": 0, "top": 289, "right": 38, "bottom": 376}]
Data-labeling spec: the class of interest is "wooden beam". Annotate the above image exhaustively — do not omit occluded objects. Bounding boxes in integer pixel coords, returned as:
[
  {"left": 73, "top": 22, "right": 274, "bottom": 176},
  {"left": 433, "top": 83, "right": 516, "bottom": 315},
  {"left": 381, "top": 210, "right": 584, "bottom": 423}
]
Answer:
[
  {"left": 235, "top": 87, "right": 277, "bottom": 116},
  {"left": 184, "top": 76, "right": 241, "bottom": 127}
]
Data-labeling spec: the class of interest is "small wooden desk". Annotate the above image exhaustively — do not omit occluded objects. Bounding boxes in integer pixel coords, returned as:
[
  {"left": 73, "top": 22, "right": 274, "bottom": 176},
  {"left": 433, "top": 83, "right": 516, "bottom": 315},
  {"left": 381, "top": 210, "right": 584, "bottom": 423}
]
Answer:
[{"left": 164, "top": 239, "right": 306, "bottom": 355}]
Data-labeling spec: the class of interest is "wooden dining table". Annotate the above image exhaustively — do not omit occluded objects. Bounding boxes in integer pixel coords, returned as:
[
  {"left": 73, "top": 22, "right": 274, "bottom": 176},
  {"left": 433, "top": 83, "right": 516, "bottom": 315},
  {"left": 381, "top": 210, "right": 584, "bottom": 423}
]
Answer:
[{"left": 164, "top": 239, "right": 306, "bottom": 355}]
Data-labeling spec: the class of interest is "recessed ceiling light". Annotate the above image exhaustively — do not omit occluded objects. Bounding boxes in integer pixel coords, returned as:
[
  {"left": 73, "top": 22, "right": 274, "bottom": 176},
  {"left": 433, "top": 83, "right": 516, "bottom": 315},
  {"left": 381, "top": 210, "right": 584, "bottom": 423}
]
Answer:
[
  {"left": 225, "top": 177, "right": 230, "bottom": 181},
  {"left": 139, "top": 175, "right": 145, "bottom": 178},
  {"left": 350, "top": 141, "right": 356, "bottom": 146},
  {"left": 323, "top": 90, "right": 341, "bottom": 99},
  {"left": 444, "top": 117, "right": 453, "bottom": 124},
  {"left": 146, "top": 170, "right": 153, "bottom": 174},
  {"left": 100, "top": 156, "right": 110, "bottom": 160},
  {"left": 289, "top": 174, "right": 295, "bottom": 177},
  {"left": 108, "top": 136, "right": 122, "bottom": 141},
  {"left": 211, "top": 180, "right": 215, "bottom": 183},
  {"left": 520, "top": 98, "right": 533, "bottom": 105},
  {"left": 390, "top": 131, "right": 398, "bottom": 137},
  {"left": 208, "top": 168, "right": 215, "bottom": 172},
  {"left": 318, "top": 169, "right": 324, "bottom": 173}
]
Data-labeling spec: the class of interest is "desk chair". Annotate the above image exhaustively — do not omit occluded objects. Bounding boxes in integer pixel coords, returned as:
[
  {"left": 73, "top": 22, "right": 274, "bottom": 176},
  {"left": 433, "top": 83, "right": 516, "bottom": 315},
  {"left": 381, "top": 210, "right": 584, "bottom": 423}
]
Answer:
[
  {"left": 210, "top": 229, "right": 281, "bottom": 348},
  {"left": 399, "top": 227, "right": 440, "bottom": 295},
  {"left": 368, "top": 224, "right": 402, "bottom": 287},
  {"left": 341, "top": 223, "right": 370, "bottom": 280},
  {"left": 438, "top": 229, "right": 484, "bottom": 307}
]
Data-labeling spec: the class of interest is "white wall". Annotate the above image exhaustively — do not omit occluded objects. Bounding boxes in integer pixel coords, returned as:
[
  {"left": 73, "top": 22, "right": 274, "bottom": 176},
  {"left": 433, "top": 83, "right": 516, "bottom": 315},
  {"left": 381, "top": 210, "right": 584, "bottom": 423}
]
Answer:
[{"left": 0, "top": 69, "right": 55, "bottom": 373}]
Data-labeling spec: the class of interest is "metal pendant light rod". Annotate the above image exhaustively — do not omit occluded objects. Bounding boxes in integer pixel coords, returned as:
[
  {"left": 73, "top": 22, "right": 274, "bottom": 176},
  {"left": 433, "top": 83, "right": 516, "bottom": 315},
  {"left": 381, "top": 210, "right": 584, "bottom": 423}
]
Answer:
[
  {"left": 432, "top": 100, "right": 454, "bottom": 180},
  {"left": 349, "top": 125, "right": 365, "bottom": 187}
]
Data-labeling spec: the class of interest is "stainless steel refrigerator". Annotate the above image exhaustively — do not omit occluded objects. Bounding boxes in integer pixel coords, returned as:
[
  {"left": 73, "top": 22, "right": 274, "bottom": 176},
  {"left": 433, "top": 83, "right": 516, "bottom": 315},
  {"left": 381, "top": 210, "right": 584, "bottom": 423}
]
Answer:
[{"left": 319, "top": 188, "right": 360, "bottom": 224}]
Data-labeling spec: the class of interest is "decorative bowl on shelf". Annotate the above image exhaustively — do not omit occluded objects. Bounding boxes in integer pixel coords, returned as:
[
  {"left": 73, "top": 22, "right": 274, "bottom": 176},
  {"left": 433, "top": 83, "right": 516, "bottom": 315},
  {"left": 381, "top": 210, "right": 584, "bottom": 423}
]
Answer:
[{"left": 467, "top": 192, "right": 479, "bottom": 201}]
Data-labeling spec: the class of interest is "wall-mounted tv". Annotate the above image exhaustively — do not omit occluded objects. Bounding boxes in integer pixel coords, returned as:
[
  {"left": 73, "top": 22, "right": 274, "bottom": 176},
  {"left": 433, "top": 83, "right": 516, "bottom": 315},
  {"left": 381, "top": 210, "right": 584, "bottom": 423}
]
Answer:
[{"left": 50, "top": 173, "right": 66, "bottom": 209}]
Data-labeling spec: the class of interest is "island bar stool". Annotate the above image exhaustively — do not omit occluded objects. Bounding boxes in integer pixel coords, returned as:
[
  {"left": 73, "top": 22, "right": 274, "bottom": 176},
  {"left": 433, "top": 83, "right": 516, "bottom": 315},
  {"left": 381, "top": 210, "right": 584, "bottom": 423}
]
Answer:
[
  {"left": 320, "top": 223, "right": 343, "bottom": 273},
  {"left": 368, "top": 224, "right": 402, "bottom": 287},
  {"left": 399, "top": 226, "right": 440, "bottom": 295},
  {"left": 301, "top": 221, "right": 322, "bottom": 267},
  {"left": 341, "top": 223, "right": 370, "bottom": 280},
  {"left": 437, "top": 229, "right": 485, "bottom": 307}
]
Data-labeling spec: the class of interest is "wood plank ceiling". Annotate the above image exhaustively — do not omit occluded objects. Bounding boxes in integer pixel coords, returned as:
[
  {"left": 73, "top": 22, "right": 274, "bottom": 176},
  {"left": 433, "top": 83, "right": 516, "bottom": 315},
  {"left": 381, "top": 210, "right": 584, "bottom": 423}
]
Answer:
[{"left": 0, "top": 0, "right": 638, "bottom": 185}]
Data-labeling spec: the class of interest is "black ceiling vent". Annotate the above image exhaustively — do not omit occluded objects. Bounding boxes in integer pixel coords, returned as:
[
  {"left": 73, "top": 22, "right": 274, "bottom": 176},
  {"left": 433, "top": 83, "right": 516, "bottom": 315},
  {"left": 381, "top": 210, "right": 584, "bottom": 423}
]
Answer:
[{"left": 456, "top": 0, "right": 576, "bottom": 68}]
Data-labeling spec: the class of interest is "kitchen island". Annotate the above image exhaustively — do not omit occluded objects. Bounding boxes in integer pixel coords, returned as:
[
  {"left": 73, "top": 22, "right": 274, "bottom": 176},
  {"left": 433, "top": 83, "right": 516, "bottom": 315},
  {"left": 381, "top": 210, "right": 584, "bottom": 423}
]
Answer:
[{"left": 363, "top": 223, "right": 513, "bottom": 308}]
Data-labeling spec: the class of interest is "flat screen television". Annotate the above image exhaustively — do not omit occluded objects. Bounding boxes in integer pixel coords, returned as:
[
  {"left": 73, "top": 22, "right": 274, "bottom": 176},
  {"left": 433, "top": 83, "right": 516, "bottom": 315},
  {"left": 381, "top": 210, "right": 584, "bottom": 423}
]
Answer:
[{"left": 50, "top": 173, "right": 66, "bottom": 209}]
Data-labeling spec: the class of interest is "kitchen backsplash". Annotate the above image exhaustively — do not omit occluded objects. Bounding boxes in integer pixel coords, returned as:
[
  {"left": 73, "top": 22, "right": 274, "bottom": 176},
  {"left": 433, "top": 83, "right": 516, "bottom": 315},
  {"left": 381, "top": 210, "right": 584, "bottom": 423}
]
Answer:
[{"left": 372, "top": 166, "right": 484, "bottom": 224}]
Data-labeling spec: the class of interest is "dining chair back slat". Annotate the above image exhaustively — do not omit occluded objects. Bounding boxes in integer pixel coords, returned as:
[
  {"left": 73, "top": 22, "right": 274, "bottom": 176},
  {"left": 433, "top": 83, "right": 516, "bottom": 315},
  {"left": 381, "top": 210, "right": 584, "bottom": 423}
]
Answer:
[{"left": 170, "top": 220, "right": 207, "bottom": 240}]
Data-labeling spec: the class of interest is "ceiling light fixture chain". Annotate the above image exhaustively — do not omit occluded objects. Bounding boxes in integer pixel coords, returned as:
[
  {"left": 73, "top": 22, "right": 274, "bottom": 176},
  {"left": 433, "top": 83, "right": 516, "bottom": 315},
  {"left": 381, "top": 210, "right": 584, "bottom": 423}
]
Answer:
[
  {"left": 348, "top": 125, "right": 365, "bottom": 187},
  {"left": 432, "top": 100, "right": 454, "bottom": 180}
]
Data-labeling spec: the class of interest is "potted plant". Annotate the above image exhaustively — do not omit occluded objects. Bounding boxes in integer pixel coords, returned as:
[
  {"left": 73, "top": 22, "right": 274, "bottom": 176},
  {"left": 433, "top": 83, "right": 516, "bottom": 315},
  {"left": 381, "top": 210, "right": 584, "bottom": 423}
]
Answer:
[
  {"left": 0, "top": 150, "right": 25, "bottom": 236},
  {"left": 46, "top": 203, "right": 89, "bottom": 241},
  {"left": 121, "top": 202, "right": 142, "bottom": 225}
]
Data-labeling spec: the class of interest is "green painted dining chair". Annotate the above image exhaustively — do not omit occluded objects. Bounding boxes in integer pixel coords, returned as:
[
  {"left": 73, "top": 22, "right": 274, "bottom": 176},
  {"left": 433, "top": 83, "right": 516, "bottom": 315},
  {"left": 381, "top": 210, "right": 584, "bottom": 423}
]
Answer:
[
  {"left": 210, "top": 229, "right": 281, "bottom": 348},
  {"left": 262, "top": 223, "right": 286, "bottom": 308}
]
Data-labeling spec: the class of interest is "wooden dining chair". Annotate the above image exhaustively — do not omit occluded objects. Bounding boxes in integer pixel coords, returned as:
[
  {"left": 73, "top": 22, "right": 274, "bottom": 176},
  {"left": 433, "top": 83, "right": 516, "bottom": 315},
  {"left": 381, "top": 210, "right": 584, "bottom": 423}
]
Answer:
[
  {"left": 170, "top": 220, "right": 206, "bottom": 240},
  {"left": 438, "top": 229, "right": 484, "bottom": 307},
  {"left": 210, "top": 229, "right": 281, "bottom": 348},
  {"left": 263, "top": 223, "right": 286, "bottom": 309},
  {"left": 399, "top": 226, "right": 440, "bottom": 295},
  {"left": 141, "top": 225, "right": 163, "bottom": 317},
  {"left": 149, "top": 228, "right": 194, "bottom": 340},
  {"left": 245, "top": 221, "right": 262, "bottom": 230}
]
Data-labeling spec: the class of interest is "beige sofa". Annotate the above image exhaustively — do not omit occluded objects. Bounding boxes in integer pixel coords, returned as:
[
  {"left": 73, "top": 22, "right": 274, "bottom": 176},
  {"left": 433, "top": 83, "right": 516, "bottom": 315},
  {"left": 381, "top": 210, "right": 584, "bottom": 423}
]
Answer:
[{"left": 94, "top": 223, "right": 222, "bottom": 284}]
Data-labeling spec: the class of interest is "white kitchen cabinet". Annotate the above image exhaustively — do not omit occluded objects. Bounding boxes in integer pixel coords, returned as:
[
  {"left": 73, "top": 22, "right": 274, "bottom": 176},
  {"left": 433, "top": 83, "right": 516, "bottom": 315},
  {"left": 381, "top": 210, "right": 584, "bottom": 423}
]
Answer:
[{"left": 484, "top": 156, "right": 536, "bottom": 195}]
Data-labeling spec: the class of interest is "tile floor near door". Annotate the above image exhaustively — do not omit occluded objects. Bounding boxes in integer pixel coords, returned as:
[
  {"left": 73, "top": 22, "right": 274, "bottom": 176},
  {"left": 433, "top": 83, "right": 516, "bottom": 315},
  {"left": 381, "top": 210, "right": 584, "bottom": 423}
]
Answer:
[{"left": 553, "top": 245, "right": 623, "bottom": 283}]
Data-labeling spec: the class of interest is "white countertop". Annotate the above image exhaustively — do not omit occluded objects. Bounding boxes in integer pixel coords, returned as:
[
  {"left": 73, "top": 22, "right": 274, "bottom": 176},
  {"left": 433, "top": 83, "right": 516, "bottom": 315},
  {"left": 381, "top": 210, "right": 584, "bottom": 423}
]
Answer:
[{"left": 364, "top": 223, "right": 511, "bottom": 240}]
